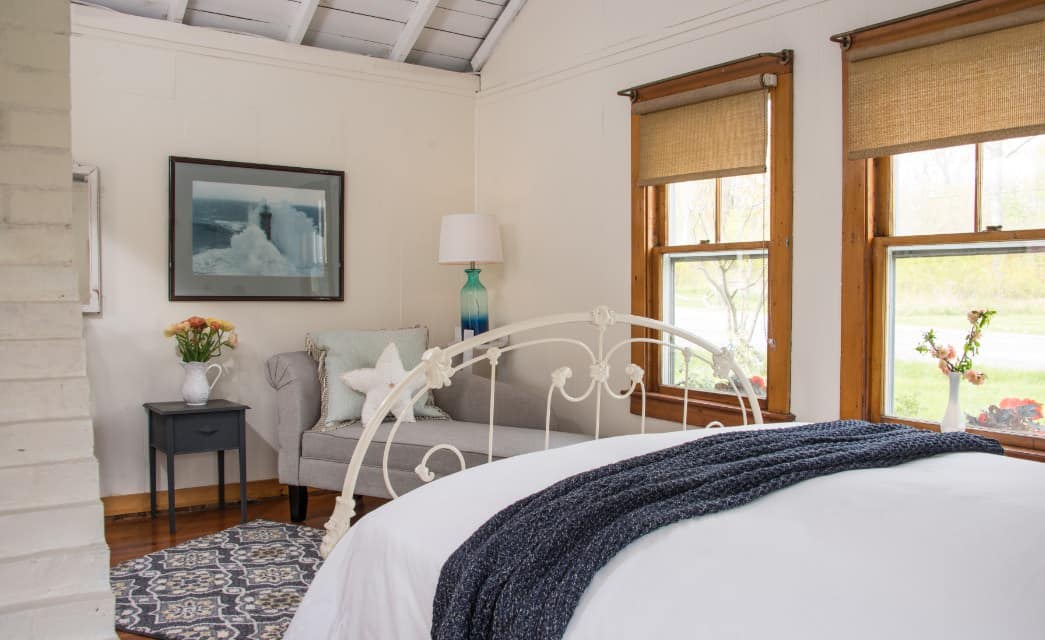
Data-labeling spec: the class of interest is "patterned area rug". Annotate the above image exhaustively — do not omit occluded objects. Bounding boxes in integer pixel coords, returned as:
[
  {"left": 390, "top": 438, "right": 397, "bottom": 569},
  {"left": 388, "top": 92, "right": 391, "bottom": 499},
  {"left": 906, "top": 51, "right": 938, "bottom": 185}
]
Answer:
[{"left": 111, "top": 520, "right": 324, "bottom": 640}]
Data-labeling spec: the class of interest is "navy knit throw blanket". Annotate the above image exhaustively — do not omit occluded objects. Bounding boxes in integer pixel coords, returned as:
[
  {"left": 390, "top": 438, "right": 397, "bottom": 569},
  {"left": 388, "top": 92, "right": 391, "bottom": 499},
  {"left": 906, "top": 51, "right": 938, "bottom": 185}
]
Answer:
[{"left": 431, "top": 421, "right": 1002, "bottom": 640}]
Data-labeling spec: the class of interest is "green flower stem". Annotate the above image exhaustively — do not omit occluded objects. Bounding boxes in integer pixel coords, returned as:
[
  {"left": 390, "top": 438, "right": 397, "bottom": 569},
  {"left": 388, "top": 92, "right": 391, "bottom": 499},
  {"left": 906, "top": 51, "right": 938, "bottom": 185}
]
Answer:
[{"left": 174, "top": 327, "right": 229, "bottom": 363}]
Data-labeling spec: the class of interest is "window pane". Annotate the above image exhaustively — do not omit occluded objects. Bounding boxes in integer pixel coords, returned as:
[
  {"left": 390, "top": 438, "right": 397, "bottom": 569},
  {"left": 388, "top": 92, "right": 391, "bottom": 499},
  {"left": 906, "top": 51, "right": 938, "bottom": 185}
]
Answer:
[
  {"left": 892, "top": 145, "right": 975, "bottom": 235},
  {"left": 662, "top": 250, "right": 767, "bottom": 397},
  {"left": 720, "top": 172, "right": 767, "bottom": 242},
  {"left": 886, "top": 242, "right": 1045, "bottom": 432},
  {"left": 667, "top": 180, "right": 715, "bottom": 245},
  {"left": 981, "top": 135, "right": 1045, "bottom": 232}
]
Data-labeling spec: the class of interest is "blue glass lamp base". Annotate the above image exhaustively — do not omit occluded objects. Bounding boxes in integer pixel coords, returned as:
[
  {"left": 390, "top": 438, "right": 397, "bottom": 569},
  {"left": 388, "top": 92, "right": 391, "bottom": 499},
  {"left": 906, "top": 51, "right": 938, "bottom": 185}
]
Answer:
[{"left": 460, "top": 268, "right": 489, "bottom": 334}]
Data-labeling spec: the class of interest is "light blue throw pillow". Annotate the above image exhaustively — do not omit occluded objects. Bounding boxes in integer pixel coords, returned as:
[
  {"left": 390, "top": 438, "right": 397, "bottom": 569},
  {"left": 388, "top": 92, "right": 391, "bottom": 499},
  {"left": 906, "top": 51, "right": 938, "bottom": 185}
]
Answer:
[{"left": 307, "top": 327, "right": 447, "bottom": 429}]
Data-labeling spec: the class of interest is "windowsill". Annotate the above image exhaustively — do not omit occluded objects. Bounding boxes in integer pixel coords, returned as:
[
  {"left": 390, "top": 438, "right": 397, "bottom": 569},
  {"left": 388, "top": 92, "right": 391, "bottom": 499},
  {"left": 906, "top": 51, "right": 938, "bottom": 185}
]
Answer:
[
  {"left": 878, "top": 415, "right": 940, "bottom": 431},
  {"left": 880, "top": 415, "right": 1045, "bottom": 463},
  {"left": 631, "top": 392, "right": 795, "bottom": 427},
  {"left": 966, "top": 426, "right": 1045, "bottom": 463}
]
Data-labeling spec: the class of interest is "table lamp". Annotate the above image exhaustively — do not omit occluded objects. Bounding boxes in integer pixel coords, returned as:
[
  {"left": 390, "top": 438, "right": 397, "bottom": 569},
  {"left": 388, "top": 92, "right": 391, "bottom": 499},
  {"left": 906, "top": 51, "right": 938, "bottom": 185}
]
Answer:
[{"left": 438, "top": 213, "right": 502, "bottom": 335}]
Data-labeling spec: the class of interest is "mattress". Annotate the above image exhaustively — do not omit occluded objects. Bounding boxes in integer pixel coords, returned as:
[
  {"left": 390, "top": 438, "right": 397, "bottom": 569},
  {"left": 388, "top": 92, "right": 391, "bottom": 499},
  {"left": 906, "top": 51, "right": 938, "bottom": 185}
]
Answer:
[{"left": 287, "top": 422, "right": 1045, "bottom": 639}]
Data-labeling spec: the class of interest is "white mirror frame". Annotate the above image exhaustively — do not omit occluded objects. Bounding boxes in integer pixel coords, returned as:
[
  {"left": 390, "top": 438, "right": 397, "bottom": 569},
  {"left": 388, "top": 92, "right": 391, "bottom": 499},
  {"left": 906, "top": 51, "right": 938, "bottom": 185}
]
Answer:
[{"left": 73, "top": 162, "right": 101, "bottom": 314}]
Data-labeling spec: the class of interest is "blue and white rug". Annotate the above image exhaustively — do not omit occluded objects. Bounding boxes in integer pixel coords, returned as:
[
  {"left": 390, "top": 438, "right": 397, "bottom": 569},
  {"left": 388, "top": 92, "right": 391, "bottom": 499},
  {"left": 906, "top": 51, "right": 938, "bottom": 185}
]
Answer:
[{"left": 111, "top": 520, "right": 324, "bottom": 640}]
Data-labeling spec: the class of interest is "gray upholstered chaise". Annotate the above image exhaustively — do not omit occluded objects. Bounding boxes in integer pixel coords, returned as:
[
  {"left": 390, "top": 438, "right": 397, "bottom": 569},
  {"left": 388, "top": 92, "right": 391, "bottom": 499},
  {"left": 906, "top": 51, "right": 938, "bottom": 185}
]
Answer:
[{"left": 266, "top": 351, "right": 590, "bottom": 521}]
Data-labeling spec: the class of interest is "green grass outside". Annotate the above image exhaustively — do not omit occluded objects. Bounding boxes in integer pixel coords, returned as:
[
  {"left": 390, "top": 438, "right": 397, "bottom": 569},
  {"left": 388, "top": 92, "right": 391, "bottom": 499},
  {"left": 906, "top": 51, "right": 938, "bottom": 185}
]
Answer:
[{"left": 890, "top": 360, "right": 1044, "bottom": 424}]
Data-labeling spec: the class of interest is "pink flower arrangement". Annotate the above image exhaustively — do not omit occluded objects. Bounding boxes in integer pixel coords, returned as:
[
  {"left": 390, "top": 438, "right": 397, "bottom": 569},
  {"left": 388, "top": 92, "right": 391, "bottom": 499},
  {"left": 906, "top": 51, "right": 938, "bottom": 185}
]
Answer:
[
  {"left": 931, "top": 344, "right": 956, "bottom": 360},
  {"left": 964, "top": 371, "right": 987, "bottom": 386},
  {"left": 915, "top": 308, "right": 995, "bottom": 382}
]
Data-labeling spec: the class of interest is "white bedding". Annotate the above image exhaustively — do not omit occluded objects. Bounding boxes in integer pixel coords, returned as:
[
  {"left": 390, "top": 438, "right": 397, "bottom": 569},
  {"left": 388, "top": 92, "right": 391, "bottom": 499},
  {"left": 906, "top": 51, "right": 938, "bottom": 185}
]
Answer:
[{"left": 287, "top": 423, "right": 1045, "bottom": 639}]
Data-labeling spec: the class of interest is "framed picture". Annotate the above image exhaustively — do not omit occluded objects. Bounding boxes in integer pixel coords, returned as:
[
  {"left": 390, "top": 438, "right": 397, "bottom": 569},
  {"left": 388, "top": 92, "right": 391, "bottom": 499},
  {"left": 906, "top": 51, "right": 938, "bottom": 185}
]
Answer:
[
  {"left": 169, "top": 156, "right": 344, "bottom": 301},
  {"left": 73, "top": 162, "right": 101, "bottom": 313}
]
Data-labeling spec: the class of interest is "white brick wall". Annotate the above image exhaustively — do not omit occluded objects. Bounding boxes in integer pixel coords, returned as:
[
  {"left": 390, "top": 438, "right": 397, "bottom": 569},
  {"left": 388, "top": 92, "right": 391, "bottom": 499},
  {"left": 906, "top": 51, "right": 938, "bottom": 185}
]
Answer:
[
  {"left": 0, "top": 418, "right": 95, "bottom": 467},
  {"left": 0, "top": 302, "right": 83, "bottom": 339},
  {"left": 0, "top": 1, "right": 115, "bottom": 637}
]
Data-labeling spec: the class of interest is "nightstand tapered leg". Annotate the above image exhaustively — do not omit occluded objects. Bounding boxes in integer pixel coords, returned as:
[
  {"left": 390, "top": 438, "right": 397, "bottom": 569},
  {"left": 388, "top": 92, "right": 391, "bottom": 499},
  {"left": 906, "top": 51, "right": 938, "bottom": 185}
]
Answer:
[
  {"left": 166, "top": 416, "right": 176, "bottom": 534},
  {"left": 217, "top": 450, "right": 225, "bottom": 509},
  {"left": 149, "top": 445, "right": 157, "bottom": 518},
  {"left": 238, "top": 413, "right": 247, "bottom": 523},
  {"left": 166, "top": 452, "right": 176, "bottom": 534}
]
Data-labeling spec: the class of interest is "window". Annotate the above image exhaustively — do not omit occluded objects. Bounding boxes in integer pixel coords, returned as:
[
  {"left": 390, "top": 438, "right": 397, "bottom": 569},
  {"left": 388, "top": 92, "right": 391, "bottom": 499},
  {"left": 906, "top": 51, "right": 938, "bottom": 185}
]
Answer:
[
  {"left": 662, "top": 175, "right": 769, "bottom": 396},
  {"left": 878, "top": 138, "right": 1045, "bottom": 427},
  {"left": 626, "top": 52, "right": 794, "bottom": 425},
  {"left": 837, "top": 0, "right": 1045, "bottom": 433}
]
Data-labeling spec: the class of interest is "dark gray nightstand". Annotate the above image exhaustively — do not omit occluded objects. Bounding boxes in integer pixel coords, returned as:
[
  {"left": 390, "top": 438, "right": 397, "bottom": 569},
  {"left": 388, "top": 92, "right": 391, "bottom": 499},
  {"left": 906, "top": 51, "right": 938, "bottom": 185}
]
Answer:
[{"left": 143, "top": 399, "right": 250, "bottom": 533}]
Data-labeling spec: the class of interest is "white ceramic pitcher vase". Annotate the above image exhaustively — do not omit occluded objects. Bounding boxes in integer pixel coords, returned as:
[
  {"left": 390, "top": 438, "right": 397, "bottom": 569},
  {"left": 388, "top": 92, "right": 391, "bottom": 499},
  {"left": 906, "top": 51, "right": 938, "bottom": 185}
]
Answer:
[{"left": 180, "top": 361, "right": 222, "bottom": 406}]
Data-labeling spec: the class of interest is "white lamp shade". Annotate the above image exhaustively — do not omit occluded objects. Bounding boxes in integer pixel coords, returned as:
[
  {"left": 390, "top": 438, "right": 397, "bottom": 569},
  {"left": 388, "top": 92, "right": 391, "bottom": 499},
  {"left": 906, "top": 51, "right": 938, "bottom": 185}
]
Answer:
[{"left": 438, "top": 213, "right": 503, "bottom": 265}]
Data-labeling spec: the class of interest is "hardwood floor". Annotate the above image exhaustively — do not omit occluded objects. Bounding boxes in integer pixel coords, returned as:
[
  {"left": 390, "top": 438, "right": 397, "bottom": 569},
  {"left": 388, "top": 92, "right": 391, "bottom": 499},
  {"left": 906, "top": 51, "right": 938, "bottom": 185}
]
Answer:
[{"left": 106, "top": 492, "right": 385, "bottom": 640}]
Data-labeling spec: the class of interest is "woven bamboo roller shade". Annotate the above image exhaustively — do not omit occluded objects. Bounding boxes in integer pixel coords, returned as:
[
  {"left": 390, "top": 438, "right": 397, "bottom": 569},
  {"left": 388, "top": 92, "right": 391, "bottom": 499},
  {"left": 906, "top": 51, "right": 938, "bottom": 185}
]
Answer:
[
  {"left": 847, "top": 20, "right": 1045, "bottom": 160},
  {"left": 636, "top": 79, "right": 769, "bottom": 186}
]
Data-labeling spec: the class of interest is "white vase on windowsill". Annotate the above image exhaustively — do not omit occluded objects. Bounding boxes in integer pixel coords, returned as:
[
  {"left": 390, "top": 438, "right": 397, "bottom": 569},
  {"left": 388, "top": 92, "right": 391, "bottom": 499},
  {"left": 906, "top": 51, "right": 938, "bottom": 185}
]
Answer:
[{"left": 939, "top": 371, "right": 965, "bottom": 432}]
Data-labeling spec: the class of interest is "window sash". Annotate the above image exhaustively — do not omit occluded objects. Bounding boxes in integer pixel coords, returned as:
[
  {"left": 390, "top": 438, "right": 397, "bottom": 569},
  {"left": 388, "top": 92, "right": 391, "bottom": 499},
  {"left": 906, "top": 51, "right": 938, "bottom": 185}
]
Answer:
[
  {"left": 660, "top": 248, "right": 769, "bottom": 396},
  {"left": 868, "top": 230, "right": 1045, "bottom": 423},
  {"left": 641, "top": 191, "right": 780, "bottom": 413}
]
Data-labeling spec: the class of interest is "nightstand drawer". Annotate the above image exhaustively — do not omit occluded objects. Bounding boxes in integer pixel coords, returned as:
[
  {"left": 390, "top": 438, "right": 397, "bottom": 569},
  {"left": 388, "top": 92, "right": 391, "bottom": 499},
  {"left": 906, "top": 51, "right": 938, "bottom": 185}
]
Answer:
[{"left": 174, "top": 412, "right": 240, "bottom": 452}]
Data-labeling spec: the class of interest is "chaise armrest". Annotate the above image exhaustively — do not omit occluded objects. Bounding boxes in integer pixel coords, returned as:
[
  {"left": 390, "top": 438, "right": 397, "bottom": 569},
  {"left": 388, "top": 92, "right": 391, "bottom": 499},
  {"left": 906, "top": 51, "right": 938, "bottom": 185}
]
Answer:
[
  {"left": 434, "top": 373, "right": 557, "bottom": 430},
  {"left": 266, "top": 351, "right": 321, "bottom": 486}
]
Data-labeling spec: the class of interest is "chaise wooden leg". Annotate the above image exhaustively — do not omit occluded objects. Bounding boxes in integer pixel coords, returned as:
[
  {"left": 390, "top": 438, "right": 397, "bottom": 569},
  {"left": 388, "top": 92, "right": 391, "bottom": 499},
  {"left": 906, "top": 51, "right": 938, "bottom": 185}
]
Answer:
[{"left": 288, "top": 485, "right": 308, "bottom": 522}]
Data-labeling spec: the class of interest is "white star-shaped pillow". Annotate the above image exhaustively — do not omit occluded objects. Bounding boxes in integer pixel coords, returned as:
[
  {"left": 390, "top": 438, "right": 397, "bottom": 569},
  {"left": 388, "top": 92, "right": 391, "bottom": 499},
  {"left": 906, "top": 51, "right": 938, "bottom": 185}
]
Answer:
[{"left": 341, "top": 342, "right": 423, "bottom": 426}]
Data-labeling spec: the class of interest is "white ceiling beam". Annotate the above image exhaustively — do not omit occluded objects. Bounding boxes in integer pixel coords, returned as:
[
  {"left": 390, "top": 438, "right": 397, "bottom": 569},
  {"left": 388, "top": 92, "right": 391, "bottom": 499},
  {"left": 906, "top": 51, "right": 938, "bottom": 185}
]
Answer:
[
  {"left": 167, "top": 0, "right": 188, "bottom": 23},
  {"left": 470, "top": 0, "right": 527, "bottom": 72},
  {"left": 389, "top": 0, "right": 440, "bottom": 63},
  {"left": 286, "top": 0, "right": 321, "bottom": 45}
]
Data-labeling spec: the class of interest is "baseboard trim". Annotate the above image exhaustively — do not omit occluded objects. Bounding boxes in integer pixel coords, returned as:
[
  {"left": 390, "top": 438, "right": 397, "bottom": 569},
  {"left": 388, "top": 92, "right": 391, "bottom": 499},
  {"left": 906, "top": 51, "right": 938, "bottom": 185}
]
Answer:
[{"left": 103, "top": 478, "right": 287, "bottom": 518}]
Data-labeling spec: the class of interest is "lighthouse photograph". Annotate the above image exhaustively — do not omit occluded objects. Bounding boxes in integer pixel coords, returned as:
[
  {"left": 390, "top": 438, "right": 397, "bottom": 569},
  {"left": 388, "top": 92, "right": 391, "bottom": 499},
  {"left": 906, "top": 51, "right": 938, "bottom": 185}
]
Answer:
[
  {"left": 168, "top": 157, "right": 344, "bottom": 301},
  {"left": 190, "top": 181, "right": 327, "bottom": 277}
]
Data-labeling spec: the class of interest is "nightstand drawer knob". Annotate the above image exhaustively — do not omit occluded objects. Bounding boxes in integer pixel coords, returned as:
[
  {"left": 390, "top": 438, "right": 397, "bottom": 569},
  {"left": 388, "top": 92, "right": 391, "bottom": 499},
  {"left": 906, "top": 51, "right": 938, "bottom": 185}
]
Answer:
[{"left": 198, "top": 428, "right": 219, "bottom": 436}]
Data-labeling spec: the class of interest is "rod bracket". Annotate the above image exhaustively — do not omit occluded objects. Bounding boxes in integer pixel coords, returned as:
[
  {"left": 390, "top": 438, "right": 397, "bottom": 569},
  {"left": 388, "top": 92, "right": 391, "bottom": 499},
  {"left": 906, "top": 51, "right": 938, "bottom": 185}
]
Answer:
[
  {"left": 830, "top": 34, "right": 852, "bottom": 50},
  {"left": 616, "top": 88, "right": 638, "bottom": 102}
]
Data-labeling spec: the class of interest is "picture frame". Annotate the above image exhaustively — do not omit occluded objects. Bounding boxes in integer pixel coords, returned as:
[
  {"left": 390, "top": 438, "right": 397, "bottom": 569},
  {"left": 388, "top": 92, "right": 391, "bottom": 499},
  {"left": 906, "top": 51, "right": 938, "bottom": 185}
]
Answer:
[
  {"left": 169, "top": 156, "right": 344, "bottom": 301},
  {"left": 73, "top": 162, "right": 102, "bottom": 313}
]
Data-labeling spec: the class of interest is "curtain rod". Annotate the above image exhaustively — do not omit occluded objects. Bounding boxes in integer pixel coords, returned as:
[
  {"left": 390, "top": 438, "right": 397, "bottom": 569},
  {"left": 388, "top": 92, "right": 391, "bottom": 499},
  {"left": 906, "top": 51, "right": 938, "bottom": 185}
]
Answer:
[
  {"left": 616, "top": 49, "right": 792, "bottom": 101},
  {"left": 829, "top": 0, "right": 982, "bottom": 49}
]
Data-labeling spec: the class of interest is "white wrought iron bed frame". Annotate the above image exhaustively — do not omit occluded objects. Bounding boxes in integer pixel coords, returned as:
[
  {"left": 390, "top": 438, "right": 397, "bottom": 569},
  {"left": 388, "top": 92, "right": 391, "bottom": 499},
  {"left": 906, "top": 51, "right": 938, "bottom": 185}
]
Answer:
[{"left": 319, "top": 306, "right": 764, "bottom": 557}]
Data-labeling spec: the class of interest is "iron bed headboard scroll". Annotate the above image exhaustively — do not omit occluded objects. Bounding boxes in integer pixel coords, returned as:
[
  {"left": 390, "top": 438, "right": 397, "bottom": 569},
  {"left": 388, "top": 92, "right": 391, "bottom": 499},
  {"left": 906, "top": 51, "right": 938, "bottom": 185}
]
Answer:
[{"left": 319, "top": 306, "right": 764, "bottom": 557}]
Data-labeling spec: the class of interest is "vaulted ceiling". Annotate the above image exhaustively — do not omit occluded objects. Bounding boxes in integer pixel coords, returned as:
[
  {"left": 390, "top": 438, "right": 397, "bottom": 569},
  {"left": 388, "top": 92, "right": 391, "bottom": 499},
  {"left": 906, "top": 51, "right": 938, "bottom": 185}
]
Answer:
[{"left": 76, "top": 0, "right": 526, "bottom": 72}]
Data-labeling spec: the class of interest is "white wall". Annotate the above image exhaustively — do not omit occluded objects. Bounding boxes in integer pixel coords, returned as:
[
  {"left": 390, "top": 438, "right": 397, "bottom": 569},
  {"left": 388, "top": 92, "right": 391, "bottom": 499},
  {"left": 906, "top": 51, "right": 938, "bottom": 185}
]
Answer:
[
  {"left": 71, "top": 5, "right": 477, "bottom": 498},
  {"left": 473, "top": 0, "right": 945, "bottom": 433},
  {"left": 0, "top": 1, "right": 114, "bottom": 636}
]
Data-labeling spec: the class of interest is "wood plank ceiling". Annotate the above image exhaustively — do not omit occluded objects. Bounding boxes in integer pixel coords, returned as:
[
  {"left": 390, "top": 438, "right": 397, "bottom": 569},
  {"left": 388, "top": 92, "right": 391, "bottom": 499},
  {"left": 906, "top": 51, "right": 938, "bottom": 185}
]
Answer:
[{"left": 76, "top": 0, "right": 526, "bottom": 72}]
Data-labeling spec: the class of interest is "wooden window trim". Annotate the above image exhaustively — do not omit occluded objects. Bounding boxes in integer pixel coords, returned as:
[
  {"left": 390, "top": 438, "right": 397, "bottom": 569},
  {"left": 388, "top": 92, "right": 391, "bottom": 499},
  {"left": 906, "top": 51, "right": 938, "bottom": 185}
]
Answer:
[
  {"left": 838, "top": 0, "right": 1043, "bottom": 422},
  {"left": 630, "top": 54, "right": 794, "bottom": 426}
]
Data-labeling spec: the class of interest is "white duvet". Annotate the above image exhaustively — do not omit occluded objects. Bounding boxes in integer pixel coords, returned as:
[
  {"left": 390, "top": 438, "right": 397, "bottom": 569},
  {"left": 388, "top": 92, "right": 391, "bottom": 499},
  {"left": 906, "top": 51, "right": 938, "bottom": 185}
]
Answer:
[{"left": 287, "top": 423, "right": 1045, "bottom": 640}]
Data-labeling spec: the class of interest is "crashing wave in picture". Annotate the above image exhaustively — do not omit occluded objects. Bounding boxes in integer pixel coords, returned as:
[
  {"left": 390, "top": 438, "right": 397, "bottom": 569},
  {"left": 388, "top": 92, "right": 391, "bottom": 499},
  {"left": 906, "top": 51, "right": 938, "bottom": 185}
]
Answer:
[{"left": 190, "top": 181, "right": 326, "bottom": 277}]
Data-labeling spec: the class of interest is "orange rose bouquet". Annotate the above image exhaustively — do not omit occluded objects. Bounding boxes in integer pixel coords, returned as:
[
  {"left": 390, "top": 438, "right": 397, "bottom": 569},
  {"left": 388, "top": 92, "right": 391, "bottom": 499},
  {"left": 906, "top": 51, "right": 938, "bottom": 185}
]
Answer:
[{"left": 164, "top": 316, "right": 238, "bottom": 362}]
